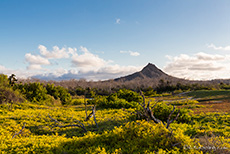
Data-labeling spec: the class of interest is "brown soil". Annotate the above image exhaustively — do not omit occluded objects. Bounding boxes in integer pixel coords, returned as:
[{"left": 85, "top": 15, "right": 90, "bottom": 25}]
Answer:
[{"left": 192, "top": 101, "right": 230, "bottom": 114}]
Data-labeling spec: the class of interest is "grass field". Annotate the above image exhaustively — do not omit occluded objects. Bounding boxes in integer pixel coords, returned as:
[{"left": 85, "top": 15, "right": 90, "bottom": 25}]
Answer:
[
  {"left": 186, "top": 90, "right": 230, "bottom": 100},
  {"left": 1, "top": 89, "right": 230, "bottom": 153},
  {"left": 183, "top": 90, "right": 230, "bottom": 114}
]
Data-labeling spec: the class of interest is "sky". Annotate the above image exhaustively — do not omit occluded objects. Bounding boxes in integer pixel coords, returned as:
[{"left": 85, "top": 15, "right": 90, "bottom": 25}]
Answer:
[{"left": 1, "top": 0, "right": 230, "bottom": 81}]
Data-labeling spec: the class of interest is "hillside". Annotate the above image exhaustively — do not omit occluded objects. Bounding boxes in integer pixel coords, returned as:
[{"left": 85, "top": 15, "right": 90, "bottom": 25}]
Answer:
[
  {"left": 114, "top": 63, "right": 181, "bottom": 82},
  {"left": 18, "top": 63, "right": 230, "bottom": 91}
]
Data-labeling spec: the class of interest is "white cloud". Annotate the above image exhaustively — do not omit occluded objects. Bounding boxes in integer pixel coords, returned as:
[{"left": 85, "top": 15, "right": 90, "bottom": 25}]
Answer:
[
  {"left": 27, "top": 64, "right": 42, "bottom": 70},
  {"left": 116, "top": 18, "right": 121, "bottom": 24},
  {"left": 25, "top": 53, "right": 50, "bottom": 65},
  {"left": 98, "top": 64, "right": 140, "bottom": 75},
  {"left": 26, "top": 63, "right": 141, "bottom": 81},
  {"left": 20, "top": 45, "right": 142, "bottom": 80},
  {"left": 25, "top": 52, "right": 50, "bottom": 70},
  {"left": 69, "top": 47, "right": 141, "bottom": 80},
  {"left": 79, "top": 46, "right": 89, "bottom": 53},
  {"left": 25, "top": 45, "right": 78, "bottom": 71},
  {"left": 21, "top": 45, "right": 230, "bottom": 81},
  {"left": 196, "top": 52, "right": 225, "bottom": 61},
  {"left": 54, "top": 65, "right": 141, "bottom": 81},
  {"left": 71, "top": 46, "right": 110, "bottom": 72},
  {"left": 130, "top": 51, "right": 140, "bottom": 56},
  {"left": 164, "top": 52, "right": 230, "bottom": 80},
  {"left": 68, "top": 47, "right": 77, "bottom": 55},
  {"left": 207, "top": 43, "right": 230, "bottom": 51},
  {"left": 38, "top": 45, "right": 73, "bottom": 59},
  {"left": 188, "top": 63, "right": 224, "bottom": 71},
  {"left": 120, "top": 50, "right": 140, "bottom": 56},
  {"left": 0, "top": 65, "right": 7, "bottom": 71},
  {"left": 0, "top": 64, "right": 44, "bottom": 79}
]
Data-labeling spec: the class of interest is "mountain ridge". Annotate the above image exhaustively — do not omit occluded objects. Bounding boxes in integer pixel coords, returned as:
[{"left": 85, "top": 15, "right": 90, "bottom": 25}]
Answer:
[{"left": 114, "top": 63, "right": 177, "bottom": 82}]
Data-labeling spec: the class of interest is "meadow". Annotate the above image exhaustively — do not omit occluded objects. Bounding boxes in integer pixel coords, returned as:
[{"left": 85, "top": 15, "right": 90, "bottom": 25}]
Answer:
[{"left": 0, "top": 74, "right": 230, "bottom": 154}]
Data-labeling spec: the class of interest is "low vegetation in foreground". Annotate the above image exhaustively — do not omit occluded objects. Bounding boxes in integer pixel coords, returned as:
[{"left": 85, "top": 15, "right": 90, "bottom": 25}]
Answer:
[{"left": 0, "top": 74, "right": 230, "bottom": 154}]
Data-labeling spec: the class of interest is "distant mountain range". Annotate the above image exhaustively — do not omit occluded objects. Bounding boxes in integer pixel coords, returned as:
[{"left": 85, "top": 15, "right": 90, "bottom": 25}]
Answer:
[
  {"left": 27, "top": 62, "right": 230, "bottom": 90},
  {"left": 114, "top": 62, "right": 230, "bottom": 86},
  {"left": 24, "top": 62, "right": 230, "bottom": 90}
]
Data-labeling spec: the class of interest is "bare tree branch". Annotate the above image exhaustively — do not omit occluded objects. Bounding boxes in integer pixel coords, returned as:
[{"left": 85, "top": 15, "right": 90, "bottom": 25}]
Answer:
[
  {"left": 85, "top": 109, "right": 94, "bottom": 121},
  {"left": 58, "top": 124, "right": 87, "bottom": 132},
  {"left": 172, "top": 142, "right": 181, "bottom": 147},
  {"left": 84, "top": 91, "right": 88, "bottom": 120},
  {"left": 167, "top": 106, "right": 176, "bottom": 124},
  {"left": 140, "top": 91, "right": 146, "bottom": 108},
  {"left": 139, "top": 91, "right": 162, "bottom": 123},
  {"left": 137, "top": 101, "right": 142, "bottom": 107},
  {"left": 146, "top": 105, "right": 162, "bottom": 123},
  {"left": 74, "top": 120, "right": 85, "bottom": 127},
  {"left": 48, "top": 114, "right": 60, "bottom": 125},
  {"left": 12, "top": 122, "right": 26, "bottom": 139},
  {"left": 152, "top": 101, "right": 158, "bottom": 108},
  {"left": 92, "top": 105, "right": 98, "bottom": 129},
  {"left": 166, "top": 107, "right": 180, "bottom": 129},
  {"left": 147, "top": 101, "right": 150, "bottom": 108},
  {"left": 48, "top": 114, "right": 87, "bottom": 132},
  {"left": 138, "top": 91, "right": 180, "bottom": 129}
]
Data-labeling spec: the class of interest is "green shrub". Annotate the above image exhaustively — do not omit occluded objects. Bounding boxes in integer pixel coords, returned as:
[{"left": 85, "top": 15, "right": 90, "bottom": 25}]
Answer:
[
  {"left": 70, "top": 98, "right": 85, "bottom": 105},
  {"left": 0, "top": 86, "right": 24, "bottom": 105},
  {"left": 15, "top": 82, "right": 48, "bottom": 103},
  {"left": 59, "top": 120, "right": 200, "bottom": 153},
  {"left": 142, "top": 102, "right": 192, "bottom": 124},
  {"left": 0, "top": 74, "right": 9, "bottom": 87},
  {"left": 88, "top": 95, "right": 139, "bottom": 109},
  {"left": 170, "top": 99, "right": 199, "bottom": 106},
  {"left": 100, "top": 99, "right": 139, "bottom": 109},
  {"left": 117, "top": 89, "right": 142, "bottom": 103},
  {"left": 14, "top": 83, "right": 72, "bottom": 106},
  {"left": 46, "top": 84, "right": 72, "bottom": 105}
]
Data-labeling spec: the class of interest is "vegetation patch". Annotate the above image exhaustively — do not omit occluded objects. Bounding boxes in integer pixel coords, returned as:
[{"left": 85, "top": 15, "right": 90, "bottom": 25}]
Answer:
[{"left": 0, "top": 74, "right": 230, "bottom": 153}]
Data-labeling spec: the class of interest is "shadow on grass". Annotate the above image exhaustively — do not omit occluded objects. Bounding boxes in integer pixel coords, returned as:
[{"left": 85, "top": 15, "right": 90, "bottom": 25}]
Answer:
[
  {"left": 27, "top": 114, "right": 137, "bottom": 138},
  {"left": 187, "top": 90, "right": 230, "bottom": 99},
  {"left": 198, "top": 96, "right": 230, "bottom": 103}
]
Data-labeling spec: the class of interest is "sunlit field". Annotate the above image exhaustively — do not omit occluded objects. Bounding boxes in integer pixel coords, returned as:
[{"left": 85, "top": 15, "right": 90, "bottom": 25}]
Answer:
[{"left": 1, "top": 77, "right": 230, "bottom": 153}]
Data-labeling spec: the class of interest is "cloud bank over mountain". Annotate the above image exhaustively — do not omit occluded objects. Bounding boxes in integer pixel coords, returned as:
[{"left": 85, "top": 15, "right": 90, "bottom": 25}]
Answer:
[
  {"left": 1, "top": 43, "right": 230, "bottom": 81},
  {"left": 16, "top": 45, "right": 141, "bottom": 80}
]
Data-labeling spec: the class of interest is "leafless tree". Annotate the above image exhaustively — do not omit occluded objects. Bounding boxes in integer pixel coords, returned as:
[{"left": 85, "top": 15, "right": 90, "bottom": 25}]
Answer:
[{"left": 137, "top": 91, "right": 180, "bottom": 129}]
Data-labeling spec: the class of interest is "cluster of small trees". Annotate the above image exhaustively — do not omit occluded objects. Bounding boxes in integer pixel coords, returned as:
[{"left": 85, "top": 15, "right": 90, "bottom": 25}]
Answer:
[
  {"left": 2, "top": 72, "right": 230, "bottom": 108},
  {"left": 0, "top": 74, "right": 24, "bottom": 109},
  {"left": 0, "top": 74, "right": 72, "bottom": 106},
  {"left": 88, "top": 89, "right": 141, "bottom": 109},
  {"left": 17, "top": 73, "right": 230, "bottom": 96},
  {"left": 14, "top": 83, "right": 72, "bottom": 105}
]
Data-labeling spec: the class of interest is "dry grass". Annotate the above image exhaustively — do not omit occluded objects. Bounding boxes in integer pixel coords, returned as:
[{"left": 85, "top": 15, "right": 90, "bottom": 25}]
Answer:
[
  {"left": 198, "top": 134, "right": 230, "bottom": 154},
  {"left": 192, "top": 101, "right": 230, "bottom": 114}
]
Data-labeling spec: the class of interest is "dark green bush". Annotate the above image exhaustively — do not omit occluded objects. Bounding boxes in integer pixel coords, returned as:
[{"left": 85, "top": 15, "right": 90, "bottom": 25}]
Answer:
[
  {"left": 151, "top": 102, "right": 192, "bottom": 124},
  {"left": 0, "top": 74, "right": 24, "bottom": 107},
  {"left": 14, "top": 83, "right": 72, "bottom": 105},
  {"left": 117, "top": 89, "right": 142, "bottom": 103},
  {"left": 46, "top": 84, "right": 72, "bottom": 105},
  {"left": 70, "top": 98, "right": 84, "bottom": 105},
  {"left": 88, "top": 95, "right": 139, "bottom": 109},
  {"left": 0, "top": 74, "right": 9, "bottom": 87},
  {"left": 15, "top": 82, "right": 48, "bottom": 102},
  {"left": 0, "top": 86, "right": 24, "bottom": 105},
  {"left": 58, "top": 120, "right": 199, "bottom": 154}
]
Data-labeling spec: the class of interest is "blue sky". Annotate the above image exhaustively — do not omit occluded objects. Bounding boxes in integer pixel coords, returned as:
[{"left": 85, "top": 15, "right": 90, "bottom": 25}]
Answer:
[{"left": 1, "top": 0, "right": 230, "bottom": 80}]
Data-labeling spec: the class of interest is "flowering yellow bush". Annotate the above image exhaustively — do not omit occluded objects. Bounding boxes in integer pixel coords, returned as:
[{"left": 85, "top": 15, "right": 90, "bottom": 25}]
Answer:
[{"left": 0, "top": 102, "right": 229, "bottom": 153}]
